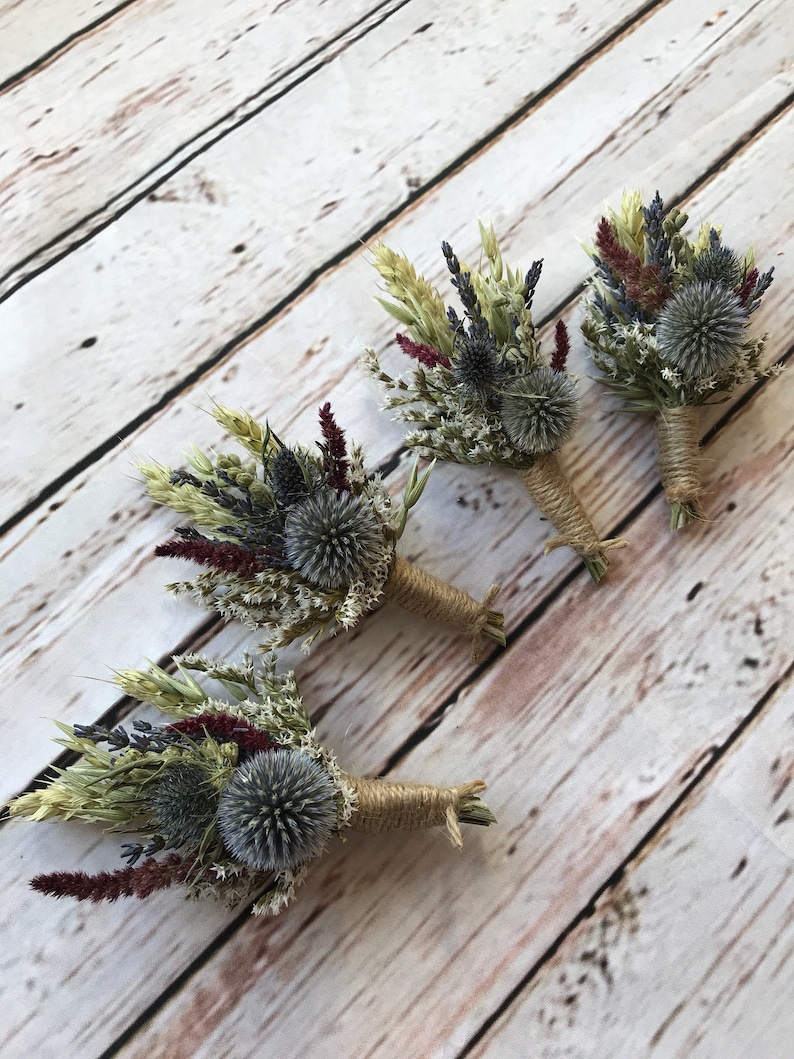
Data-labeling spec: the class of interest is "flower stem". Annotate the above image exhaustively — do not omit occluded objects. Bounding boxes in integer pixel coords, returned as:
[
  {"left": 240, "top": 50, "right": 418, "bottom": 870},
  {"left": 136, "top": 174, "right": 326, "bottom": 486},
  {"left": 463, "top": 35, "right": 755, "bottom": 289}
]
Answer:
[
  {"left": 346, "top": 777, "right": 495, "bottom": 848},
  {"left": 518, "top": 453, "right": 626, "bottom": 582},
  {"left": 656, "top": 406, "right": 703, "bottom": 530},
  {"left": 383, "top": 553, "right": 505, "bottom": 660}
]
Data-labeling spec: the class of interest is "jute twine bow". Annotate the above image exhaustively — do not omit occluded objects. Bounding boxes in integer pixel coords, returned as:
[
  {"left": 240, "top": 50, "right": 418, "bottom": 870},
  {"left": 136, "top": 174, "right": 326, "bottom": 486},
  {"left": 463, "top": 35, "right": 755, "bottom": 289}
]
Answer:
[
  {"left": 383, "top": 553, "right": 504, "bottom": 662},
  {"left": 518, "top": 452, "right": 626, "bottom": 581},
  {"left": 656, "top": 405, "right": 703, "bottom": 527},
  {"left": 347, "top": 777, "right": 489, "bottom": 849}
]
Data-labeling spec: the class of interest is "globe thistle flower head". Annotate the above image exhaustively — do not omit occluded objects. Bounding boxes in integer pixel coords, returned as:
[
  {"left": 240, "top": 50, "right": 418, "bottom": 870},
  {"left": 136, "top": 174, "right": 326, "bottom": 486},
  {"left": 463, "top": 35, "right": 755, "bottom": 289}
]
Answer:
[
  {"left": 268, "top": 447, "right": 312, "bottom": 506},
  {"left": 692, "top": 232, "right": 742, "bottom": 288},
  {"left": 284, "top": 488, "right": 384, "bottom": 590},
  {"left": 452, "top": 325, "right": 500, "bottom": 402},
  {"left": 149, "top": 762, "right": 220, "bottom": 848},
  {"left": 499, "top": 367, "right": 579, "bottom": 455},
  {"left": 656, "top": 280, "right": 748, "bottom": 378},
  {"left": 217, "top": 749, "right": 338, "bottom": 873}
]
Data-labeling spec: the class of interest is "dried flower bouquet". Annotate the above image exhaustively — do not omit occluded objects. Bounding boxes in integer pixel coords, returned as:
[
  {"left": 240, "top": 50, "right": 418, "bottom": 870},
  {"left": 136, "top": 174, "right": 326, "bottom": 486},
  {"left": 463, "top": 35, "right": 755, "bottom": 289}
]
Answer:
[
  {"left": 8, "top": 655, "right": 495, "bottom": 915},
  {"left": 582, "top": 190, "right": 776, "bottom": 529},
  {"left": 363, "top": 221, "right": 624, "bottom": 582},
  {"left": 141, "top": 403, "right": 504, "bottom": 659}
]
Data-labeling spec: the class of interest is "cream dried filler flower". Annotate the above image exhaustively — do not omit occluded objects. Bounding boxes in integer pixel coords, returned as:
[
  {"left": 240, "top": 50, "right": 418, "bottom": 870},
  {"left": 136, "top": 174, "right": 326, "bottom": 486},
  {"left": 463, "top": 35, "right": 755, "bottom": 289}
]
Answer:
[
  {"left": 363, "top": 221, "right": 625, "bottom": 582},
  {"left": 141, "top": 402, "right": 504, "bottom": 659},
  {"left": 8, "top": 655, "right": 494, "bottom": 915},
  {"left": 582, "top": 190, "right": 776, "bottom": 529}
]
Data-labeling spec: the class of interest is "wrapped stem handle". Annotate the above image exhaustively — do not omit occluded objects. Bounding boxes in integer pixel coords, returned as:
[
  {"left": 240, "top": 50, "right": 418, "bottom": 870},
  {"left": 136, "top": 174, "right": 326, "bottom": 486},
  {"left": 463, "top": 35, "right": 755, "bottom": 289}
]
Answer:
[
  {"left": 347, "top": 776, "right": 494, "bottom": 848},
  {"left": 656, "top": 405, "right": 703, "bottom": 530},
  {"left": 519, "top": 452, "right": 626, "bottom": 581},
  {"left": 383, "top": 553, "right": 504, "bottom": 661}
]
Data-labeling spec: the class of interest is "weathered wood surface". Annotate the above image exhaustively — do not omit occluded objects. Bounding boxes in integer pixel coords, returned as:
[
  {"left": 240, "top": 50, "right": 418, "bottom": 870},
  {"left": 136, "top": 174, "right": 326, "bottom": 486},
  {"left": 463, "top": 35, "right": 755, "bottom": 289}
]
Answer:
[
  {"left": 1, "top": 0, "right": 792, "bottom": 1055},
  {"left": 0, "top": 0, "right": 404, "bottom": 280},
  {"left": 3, "top": 0, "right": 791, "bottom": 519},
  {"left": 0, "top": 0, "right": 128, "bottom": 87},
  {"left": 0, "top": 0, "right": 646, "bottom": 291},
  {"left": 469, "top": 679, "right": 794, "bottom": 1059}
]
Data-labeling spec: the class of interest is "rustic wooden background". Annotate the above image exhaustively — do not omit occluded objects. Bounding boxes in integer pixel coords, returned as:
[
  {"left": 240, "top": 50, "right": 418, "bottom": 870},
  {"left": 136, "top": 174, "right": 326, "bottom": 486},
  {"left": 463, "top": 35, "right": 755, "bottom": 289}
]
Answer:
[{"left": 1, "top": 1, "right": 792, "bottom": 1056}]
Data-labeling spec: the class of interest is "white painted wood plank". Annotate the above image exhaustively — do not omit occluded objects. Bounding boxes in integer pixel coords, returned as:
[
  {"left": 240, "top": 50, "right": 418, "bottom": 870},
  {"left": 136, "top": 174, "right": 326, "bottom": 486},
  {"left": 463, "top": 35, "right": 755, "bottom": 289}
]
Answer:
[
  {"left": 0, "top": 0, "right": 127, "bottom": 87},
  {"left": 1, "top": 99, "right": 791, "bottom": 805},
  {"left": 0, "top": 0, "right": 644, "bottom": 288},
  {"left": 2, "top": 217, "right": 791, "bottom": 1058},
  {"left": 96, "top": 363, "right": 792, "bottom": 1059},
  {"left": 3, "top": 0, "right": 790, "bottom": 518},
  {"left": 715, "top": 681, "right": 794, "bottom": 859},
  {"left": 469, "top": 681, "right": 794, "bottom": 1059}
]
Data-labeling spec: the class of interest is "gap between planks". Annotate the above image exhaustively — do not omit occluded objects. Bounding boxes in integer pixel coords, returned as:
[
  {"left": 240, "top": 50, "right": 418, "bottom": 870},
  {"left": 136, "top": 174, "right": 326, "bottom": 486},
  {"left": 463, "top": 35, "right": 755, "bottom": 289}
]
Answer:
[
  {"left": 0, "top": 0, "right": 140, "bottom": 95},
  {"left": 0, "top": 0, "right": 662, "bottom": 298},
  {"left": 0, "top": 0, "right": 415, "bottom": 292}
]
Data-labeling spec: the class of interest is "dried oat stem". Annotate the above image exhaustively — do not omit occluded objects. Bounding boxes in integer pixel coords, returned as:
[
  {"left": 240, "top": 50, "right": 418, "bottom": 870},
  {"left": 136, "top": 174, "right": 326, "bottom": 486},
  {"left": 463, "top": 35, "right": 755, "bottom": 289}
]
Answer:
[
  {"left": 347, "top": 777, "right": 494, "bottom": 848},
  {"left": 518, "top": 453, "right": 627, "bottom": 582},
  {"left": 656, "top": 405, "right": 703, "bottom": 530},
  {"left": 384, "top": 553, "right": 505, "bottom": 661}
]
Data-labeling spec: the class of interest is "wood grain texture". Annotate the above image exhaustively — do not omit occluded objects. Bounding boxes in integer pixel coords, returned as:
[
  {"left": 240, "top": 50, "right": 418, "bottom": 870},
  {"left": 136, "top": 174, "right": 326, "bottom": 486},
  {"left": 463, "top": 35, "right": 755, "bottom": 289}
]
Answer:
[
  {"left": 0, "top": 0, "right": 131, "bottom": 88},
  {"left": 1, "top": 80, "right": 790, "bottom": 804},
  {"left": 0, "top": 0, "right": 645, "bottom": 290},
  {"left": 468, "top": 679, "right": 794, "bottom": 1059},
  {"left": 4, "top": 0, "right": 790, "bottom": 518},
  {"left": 0, "top": 0, "right": 405, "bottom": 282},
  {"left": 2, "top": 175, "right": 790, "bottom": 1054}
]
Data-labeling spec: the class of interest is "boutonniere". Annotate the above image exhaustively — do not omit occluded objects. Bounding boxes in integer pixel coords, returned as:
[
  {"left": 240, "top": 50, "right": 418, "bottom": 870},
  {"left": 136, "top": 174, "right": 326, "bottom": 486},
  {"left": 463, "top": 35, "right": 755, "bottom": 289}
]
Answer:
[
  {"left": 8, "top": 655, "right": 494, "bottom": 915},
  {"left": 582, "top": 190, "right": 776, "bottom": 529},
  {"left": 141, "top": 402, "right": 504, "bottom": 660},
  {"left": 363, "top": 221, "right": 625, "bottom": 582}
]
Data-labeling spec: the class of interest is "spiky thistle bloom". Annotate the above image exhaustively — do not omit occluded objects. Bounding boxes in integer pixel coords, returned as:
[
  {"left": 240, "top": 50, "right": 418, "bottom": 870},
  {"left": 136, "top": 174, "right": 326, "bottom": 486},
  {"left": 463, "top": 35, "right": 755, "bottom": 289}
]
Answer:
[
  {"left": 499, "top": 368, "right": 579, "bottom": 455},
  {"left": 218, "top": 750, "right": 338, "bottom": 872},
  {"left": 692, "top": 230, "right": 742, "bottom": 287},
  {"left": 10, "top": 653, "right": 494, "bottom": 916},
  {"left": 364, "top": 220, "right": 622, "bottom": 582},
  {"left": 268, "top": 446, "right": 313, "bottom": 506},
  {"left": 284, "top": 488, "right": 385, "bottom": 590},
  {"left": 656, "top": 281, "right": 748, "bottom": 378},
  {"left": 581, "top": 189, "right": 777, "bottom": 529},
  {"left": 452, "top": 323, "right": 501, "bottom": 401},
  {"left": 149, "top": 762, "right": 221, "bottom": 849}
]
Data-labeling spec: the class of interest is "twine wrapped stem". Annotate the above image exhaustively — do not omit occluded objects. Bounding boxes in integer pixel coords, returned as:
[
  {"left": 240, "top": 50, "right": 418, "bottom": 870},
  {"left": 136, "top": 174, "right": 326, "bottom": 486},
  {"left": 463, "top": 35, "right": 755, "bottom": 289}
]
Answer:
[
  {"left": 518, "top": 452, "right": 626, "bottom": 582},
  {"left": 346, "top": 776, "right": 494, "bottom": 848},
  {"left": 656, "top": 405, "right": 703, "bottom": 530},
  {"left": 383, "top": 553, "right": 504, "bottom": 662}
]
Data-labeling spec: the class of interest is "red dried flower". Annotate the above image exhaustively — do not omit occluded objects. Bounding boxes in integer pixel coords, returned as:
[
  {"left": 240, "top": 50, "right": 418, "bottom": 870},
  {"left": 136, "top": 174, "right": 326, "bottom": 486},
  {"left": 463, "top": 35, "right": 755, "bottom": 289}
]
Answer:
[
  {"left": 737, "top": 268, "right": 759, "bottom": 308},
  {"left": 595, "top": 217, "right": 670, "bottom": 313},
  {"left": 30, "top": 854, "right": 195, "bottom": 903},
  {"left": 395, "top": 333, "right": 451, "bottom": 370},
  {"left": 155, "top": 537, "right": 265, "bottom": 577},
  {"left": 318, "top": 402, "right": 350, "bottom": 492},
  {"left": 167, "top": 712, "right": 276, "bottom": 754},
  {"left": 551, "top": 319, "right": 570, "bottom": 373}
]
